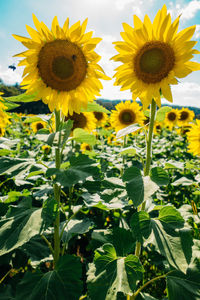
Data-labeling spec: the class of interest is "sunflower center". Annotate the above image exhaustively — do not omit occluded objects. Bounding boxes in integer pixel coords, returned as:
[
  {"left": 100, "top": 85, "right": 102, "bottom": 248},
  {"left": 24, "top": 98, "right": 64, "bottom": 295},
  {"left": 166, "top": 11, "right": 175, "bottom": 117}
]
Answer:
[
  {"left": 86, "top": 145, "right": 91, "bottom": 151},
  {"left": 119, "top": 109, "right": 136, "bottom": 125},
  {"left": 134, "top": 41, "right": 175, "bottom": 84},
  {"left": 167, "top": 112, "right": 176, "bottom": 121},
  {"left": 180, "top": 111, "right": 189, "bottom": 121},
  {"left": 65, "top": 112, "right": 87, "bottom": 130},
  {"left": 94, "top": 112, "right": 103, "bottom": 121},
  {"left": 38, "top": 40, "right": 87, "bottom": 91},
  {"left": 0, "top": 128, "right": 2, "bottom": 135},
  {"left": 36, "top": 122, "right": 44, "bottom": 130},
  {"left": 52, "top": 56, "right": 74, "bottom": 80}
]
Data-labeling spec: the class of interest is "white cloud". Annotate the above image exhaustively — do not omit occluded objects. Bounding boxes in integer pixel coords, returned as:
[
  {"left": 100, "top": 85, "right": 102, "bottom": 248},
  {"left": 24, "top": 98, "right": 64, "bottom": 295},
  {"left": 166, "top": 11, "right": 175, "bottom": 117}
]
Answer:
[
  {"left": 169, "top": 0, "right": 200, "bottom": 21},
  {"left": 195, "top": 24, "right": 200, "bottom": 38},
  {"left": 0, "top": 65, "right": 22, "bottom": 85},
  {"left": 161, "top": 82, "right": 200, "bottom": 108}
]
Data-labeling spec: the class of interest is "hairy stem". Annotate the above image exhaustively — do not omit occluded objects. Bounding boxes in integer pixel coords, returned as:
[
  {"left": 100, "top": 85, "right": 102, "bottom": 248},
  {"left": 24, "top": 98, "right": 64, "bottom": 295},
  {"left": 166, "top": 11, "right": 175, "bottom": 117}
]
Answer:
[
  {"left": 53, "top": 110, "right": 61, "bottom": 266},
  {"left": 134, "top": 100, "right": 157, "bottom": 257}
]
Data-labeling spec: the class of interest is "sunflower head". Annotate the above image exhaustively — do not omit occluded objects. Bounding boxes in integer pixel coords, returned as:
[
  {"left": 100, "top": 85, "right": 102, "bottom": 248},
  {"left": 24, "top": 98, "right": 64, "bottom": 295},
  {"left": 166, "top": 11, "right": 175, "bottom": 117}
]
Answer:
[
  {"left": 112, "top": 5, "right": 200, "bottom": 109},
  {"left": 13, "top": 15, "right": 109, "bottom": 116},
  {"left": 110, "top": 100, "right": 144, "bottom": 132},
  {"left": 80, "top": 143, "right": 92, "bottom": 153},
  {"left": 42, "top": 145, "right": 51, "bottom": 154},
  {"left": 187, "top": 119, "right": 200, "bottom": 156},
  {"left": 0, "top": 126, "right": 5, "bottom": 137},
  {"left": 178, "top": 107, "right": 195, "bottom": 126},
  {"left": 31, "top": 120, "right": 47, "bottom": 133},
  {"left": 164, "top": 109, "right": 180, "bottom": 129},
  {"left": 65, "top": 111, "right": 96, "bottom": 132},
  {"left": 93, "top": 111, "right": 108, "bottom": 127}
]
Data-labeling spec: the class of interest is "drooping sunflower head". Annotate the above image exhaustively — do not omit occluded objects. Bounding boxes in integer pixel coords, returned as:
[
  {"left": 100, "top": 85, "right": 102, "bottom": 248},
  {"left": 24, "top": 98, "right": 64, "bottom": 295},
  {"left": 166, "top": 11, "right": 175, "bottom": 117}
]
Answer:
[
  {"left": 31, "top": 120, "right": 47, "bottom": 133},
  {"left": 65, "top": 111, "right": 96, "bottom": 132},
  {"left": 187, "top": 119, "right": 200, "bottom": 156},
  {"left": 178, "top": 107, "right": 195, "bottom": 126},
  {"left": 13, "top": 15, "right": 109, "bottom": 116},
  {"left": 110, "top": 100, "right": 144, "bottom": 132},
  {"left": 93, "top": 111, "right": 108, "bottom": 127},
  {"left": 112, "top": 5, "right": 200, "bottom": 109},
  {"left": 164, "top": 109, "right": 180, "bottom": 129}
]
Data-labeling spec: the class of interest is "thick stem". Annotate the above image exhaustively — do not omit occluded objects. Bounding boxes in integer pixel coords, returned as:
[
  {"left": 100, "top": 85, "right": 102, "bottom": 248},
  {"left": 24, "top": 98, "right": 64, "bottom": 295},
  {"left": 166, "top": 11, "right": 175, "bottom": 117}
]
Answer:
[
  {"left": 144, "top": 99, "right": 157, "bottom": 177},
  {"left": 53, "top": 110, "right": 61, "bottom": 266},
  {"left": 134, "top": 100, "right": 157, "bottom": 257}
]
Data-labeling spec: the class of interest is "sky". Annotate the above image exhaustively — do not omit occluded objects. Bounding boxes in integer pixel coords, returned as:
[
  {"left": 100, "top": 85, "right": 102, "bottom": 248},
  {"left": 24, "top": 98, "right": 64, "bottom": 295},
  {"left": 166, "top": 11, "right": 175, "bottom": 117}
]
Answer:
[{"left": 0, "top": 0, "right": 200, "bottom": 107}]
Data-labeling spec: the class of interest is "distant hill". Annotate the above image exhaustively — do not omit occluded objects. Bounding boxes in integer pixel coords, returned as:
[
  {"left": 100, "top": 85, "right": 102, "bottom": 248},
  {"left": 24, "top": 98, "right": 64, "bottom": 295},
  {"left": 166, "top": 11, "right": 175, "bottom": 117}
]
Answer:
[{"left": 96, "top": 98, "right": 200, "bottom": 118}]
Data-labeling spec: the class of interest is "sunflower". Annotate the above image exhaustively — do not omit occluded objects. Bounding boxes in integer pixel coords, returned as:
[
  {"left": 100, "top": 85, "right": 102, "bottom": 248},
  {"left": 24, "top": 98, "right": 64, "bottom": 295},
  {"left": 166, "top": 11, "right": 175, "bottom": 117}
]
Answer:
[
  {"left": 65, "top": 111, "right": 96, "bottom": 132},
  {"left": 111, "top": 5, "right": 200, "bottom": 109},
  {"left": 31, "top": 120, "right": 47, "bottom": 133},
  {"left": 0, "top": 94, "right": 10, "bottom": 127},
  {"left": 42, "top": 145, "right": 51, "bottom": 154},
  {"left": 178, "top": 107, "right": 194, "bottom": 126},
  {"left": 93, "top": 111, "right": 108, "bottom": 127},
  {"left": 153, "top": 121, "right": 163, "bottom": 134},
  {"left": 187, "top": 120, "right": 200, "bottom": 156},
  {"left": 0, "top": 126, "right": 5, "bottom": 137},
  {"left": 164, "top": 109, "right": 179, "bottom": 129},
  {"left": 80, "top": 143, "right": 92, "bottom": 152},
  {"left": 110, "top": 100, "right": 144, "bottom": 132},
  {"left": 13, "top": 15, "right": 109, "bottom": 116}
]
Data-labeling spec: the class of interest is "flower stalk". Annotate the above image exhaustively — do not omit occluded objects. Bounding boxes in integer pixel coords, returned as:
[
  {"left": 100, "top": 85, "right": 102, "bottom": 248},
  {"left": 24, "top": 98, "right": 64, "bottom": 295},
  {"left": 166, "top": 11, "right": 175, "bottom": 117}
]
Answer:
[
  {"left": 53, "top": 110, "right": 61, "bottom": 266},
  {"left": 135, "top": 99, "right": 157, "bottom": 258}
]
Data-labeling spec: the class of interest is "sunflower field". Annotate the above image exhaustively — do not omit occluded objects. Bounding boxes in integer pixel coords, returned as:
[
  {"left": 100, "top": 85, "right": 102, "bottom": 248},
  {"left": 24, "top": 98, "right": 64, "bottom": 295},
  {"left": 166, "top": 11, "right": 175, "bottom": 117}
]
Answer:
[{"left": 0, "top": 4, "right": 200, "bottom": 300}]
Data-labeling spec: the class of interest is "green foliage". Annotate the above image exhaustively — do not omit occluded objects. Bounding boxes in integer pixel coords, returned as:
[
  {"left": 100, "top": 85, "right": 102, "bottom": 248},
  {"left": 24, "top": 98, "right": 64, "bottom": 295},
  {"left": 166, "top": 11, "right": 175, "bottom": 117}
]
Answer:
[{"left": 16, "top": 255, "right": 82, "bottom": 300}]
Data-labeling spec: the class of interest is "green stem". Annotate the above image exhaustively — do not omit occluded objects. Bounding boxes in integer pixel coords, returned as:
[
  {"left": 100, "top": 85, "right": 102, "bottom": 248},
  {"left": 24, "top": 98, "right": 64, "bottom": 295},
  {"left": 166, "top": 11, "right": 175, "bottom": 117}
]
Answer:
[
  {"left": 134, "top": 99, "right": 157, "bottom": 257},
  {"left": 41, "top": 235, "right": 54, "bottom": 256},
  {"left": 144, "top": 99, "right": 157, "bottom": 177},
  {"left": 53, "top": 110, "right": 61, "bottom": 266},
  {"left": 133, "top": 271, "right": 173, "bottom": 298}
]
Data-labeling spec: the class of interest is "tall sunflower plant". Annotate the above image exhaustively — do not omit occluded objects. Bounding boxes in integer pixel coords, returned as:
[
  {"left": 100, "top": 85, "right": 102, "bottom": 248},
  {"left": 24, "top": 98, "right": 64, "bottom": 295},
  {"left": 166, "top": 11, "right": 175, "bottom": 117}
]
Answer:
[
  {"left": 0, "top": 6, "right": 200, "bottom": 300},
  {"left": 108, "top": 4, "right": 200, "bottom": 300}
]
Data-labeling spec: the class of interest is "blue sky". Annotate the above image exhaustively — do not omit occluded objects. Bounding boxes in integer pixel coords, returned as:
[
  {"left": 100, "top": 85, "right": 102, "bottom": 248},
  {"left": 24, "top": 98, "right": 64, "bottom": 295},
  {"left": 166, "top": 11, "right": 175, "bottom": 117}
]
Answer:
[{"left": 0, "top": 0, "right": 200, "bottom": 107}]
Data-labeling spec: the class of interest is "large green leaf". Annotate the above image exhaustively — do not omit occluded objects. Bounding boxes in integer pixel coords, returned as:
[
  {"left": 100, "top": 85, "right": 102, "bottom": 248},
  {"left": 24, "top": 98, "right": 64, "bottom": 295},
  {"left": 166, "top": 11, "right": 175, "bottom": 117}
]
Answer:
[
  {"left": 156, "top": 106, "right": 172, "bottom": 122},
  {"left": 116, "top": 124, "right": 142, "bottom": 138},
  {"left": 167, "top": 266, "right": 200, "bottom": 300},
  {"left": 0, "top": 285, "right": 15, "bottom": 300},
  {"left": 81, "top": 101, "right": 110, "bottom": 113},
  {"left": 123, "top": 167, "right": 159, "bottom": 207},
  {"left": 73, "top": 128, "right": 96, "bottom": 145},
  {"left": 87, "top": 243, "right": 144, "bottom": 300},
  {"left": 16, "top": 255, "right": 82, "bottom": 300},
  {"left": 130, "top": 211, "right": 151, "bottom": 243},
  {"left": 0, "top": 205, "right": 44, "bottom": 255},
  {"left": 46, "top": 154, "right": 100, "bottom": 187},
  {"left": 61, "top": 218, "right": 93, "bottom": 243},
  {"left": 150, "top": 167, "right": 169, "bottom": 186},
  {"left": 147, "top": 219, "right": 192, "bottom": 273},
  {"left": 3, "top": 93, "right": 37, "bottom": 103}
]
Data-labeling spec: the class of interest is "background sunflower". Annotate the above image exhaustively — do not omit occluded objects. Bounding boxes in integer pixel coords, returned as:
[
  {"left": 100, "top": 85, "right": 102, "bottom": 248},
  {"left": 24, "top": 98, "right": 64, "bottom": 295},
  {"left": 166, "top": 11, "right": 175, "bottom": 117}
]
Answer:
[
  {"left": 110, "top": 100, "right": 144, "bottom": 132},
  {"left": 187, "top": 120, "right": 200, "bottom": 156},
  {"left": 178, "top": 107, "right": 195, "bottom": 126},
  {"left": 65, "top": 111, "right": 96, "bottom": 132},
  {"left": 164, "top": 109, "right": 180, "bottom": 130}
]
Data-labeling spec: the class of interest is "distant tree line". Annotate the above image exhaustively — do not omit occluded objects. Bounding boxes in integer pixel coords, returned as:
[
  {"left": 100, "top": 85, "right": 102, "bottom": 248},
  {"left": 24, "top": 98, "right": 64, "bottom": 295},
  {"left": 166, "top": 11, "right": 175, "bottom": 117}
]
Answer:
[{"left": 0, "top": 80, "right": 200, "bottom": 117}]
